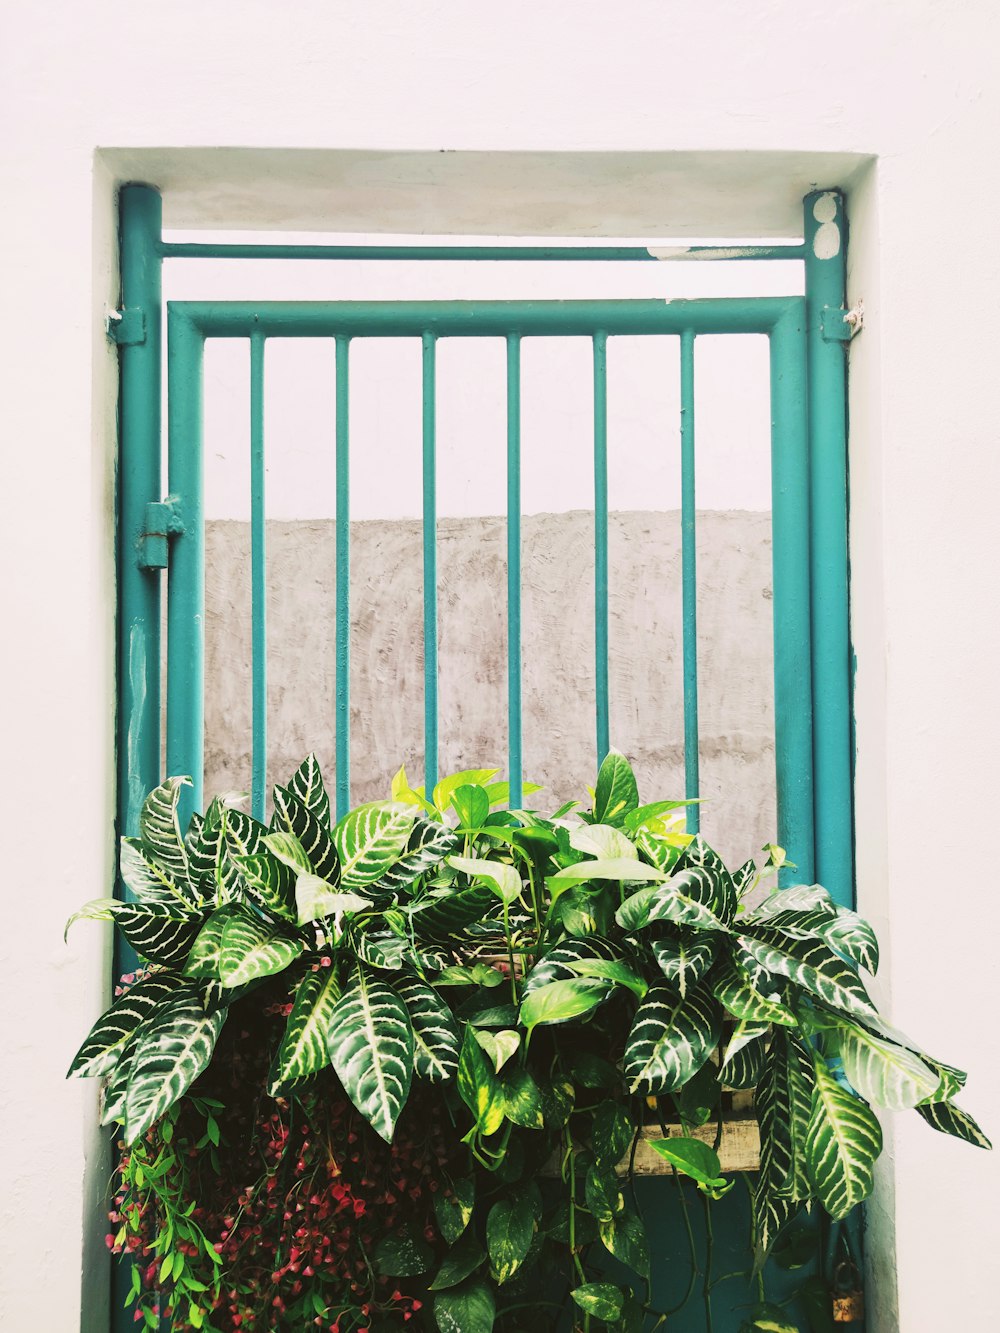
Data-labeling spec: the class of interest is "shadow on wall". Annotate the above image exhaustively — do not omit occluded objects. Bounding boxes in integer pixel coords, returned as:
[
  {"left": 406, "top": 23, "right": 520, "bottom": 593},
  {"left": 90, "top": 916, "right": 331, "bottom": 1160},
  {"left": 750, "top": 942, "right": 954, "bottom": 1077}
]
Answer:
[{"left": 203, "top": 509, "right": 775, "bottom": 866}]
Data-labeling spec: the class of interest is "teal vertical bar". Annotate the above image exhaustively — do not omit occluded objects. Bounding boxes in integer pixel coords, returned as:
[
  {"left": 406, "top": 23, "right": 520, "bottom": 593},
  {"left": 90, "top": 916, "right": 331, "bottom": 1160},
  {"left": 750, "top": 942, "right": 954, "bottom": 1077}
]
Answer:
[
  {"left": 770, "top": 306, "right": 815, "bottom": 886},
  {"left": 506, "top": 335, "right": 523, "bottom": 808},
  {"left": 593, "top": 332, "right": 610, "bottom": 766},
  {"left": 422, "top": 333, "right": 439, "bottom": 796},
  {"left": 115, "top": 181, "right": 162, "bottom": 1333},
  {"left": 335, "top": 336, "right": 351, "bottom": 817},
  {"left": 166, "top": 310, "right": 205, "bottom": 826},
  {"left": 680, "top": 330, "right": 701, "bottom": 835},
  {"left": 250, "top": 333, "right": 267, "bottom": 822},
  {"left": 804, "top": 190, "right": 854, "bottom": 908}
]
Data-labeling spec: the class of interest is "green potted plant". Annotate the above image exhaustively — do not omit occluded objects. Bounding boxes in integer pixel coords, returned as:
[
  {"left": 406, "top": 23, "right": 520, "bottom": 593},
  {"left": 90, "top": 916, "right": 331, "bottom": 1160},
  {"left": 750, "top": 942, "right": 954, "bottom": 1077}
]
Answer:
[{"left": 68, "top": 752, "right": 988, "bottom": 1332}]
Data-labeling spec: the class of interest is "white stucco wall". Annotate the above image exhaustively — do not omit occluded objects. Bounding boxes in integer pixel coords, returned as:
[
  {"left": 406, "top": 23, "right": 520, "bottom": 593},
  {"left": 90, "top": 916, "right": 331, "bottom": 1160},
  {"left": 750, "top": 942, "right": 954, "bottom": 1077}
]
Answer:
[{"left": 2, "top": 4, "right": 999, "bottom": 1330}]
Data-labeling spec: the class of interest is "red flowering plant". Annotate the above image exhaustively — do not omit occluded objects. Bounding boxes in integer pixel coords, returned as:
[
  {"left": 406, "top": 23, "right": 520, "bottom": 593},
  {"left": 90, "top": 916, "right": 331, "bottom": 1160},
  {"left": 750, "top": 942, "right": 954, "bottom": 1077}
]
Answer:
[{"left": 69, "top": 753, "right": 988, "bottom": 1333}]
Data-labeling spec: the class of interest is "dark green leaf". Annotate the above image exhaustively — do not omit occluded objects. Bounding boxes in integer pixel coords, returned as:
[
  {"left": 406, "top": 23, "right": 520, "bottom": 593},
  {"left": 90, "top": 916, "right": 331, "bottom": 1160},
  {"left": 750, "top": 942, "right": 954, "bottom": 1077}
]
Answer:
[
  {"left": 434, "top": 1176, "right": 475, "bottom": 1244},
  {"left": 571, "top": 1284, "right": 624, "bottom": 1322},
  {"left": 374, "top": 1226, "right": 434, "bottom": 1277},
  {"left": 433, "top": 1278, "right": 496, "bottom": 1333},
  {"left": 429, "top": 1231, "right": 485, "bottom": 1290},
  {"left": 486, "top": 1189, "right": 536, "bottom": 1284},
  {"left": 598, "top": 1208, "right": 649, "bottom": 1279},
  {"left": 591, "top": 1101, "right": 635, "bottom": 1167},
  {"left": 457, "top": 1025, "right": 505, "bottom": 1135}
]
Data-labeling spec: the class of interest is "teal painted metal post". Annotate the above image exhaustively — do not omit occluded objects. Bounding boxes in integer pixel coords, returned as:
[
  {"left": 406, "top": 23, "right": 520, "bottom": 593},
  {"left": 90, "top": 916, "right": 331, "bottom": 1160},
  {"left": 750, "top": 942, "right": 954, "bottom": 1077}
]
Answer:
[
  {"left": 115, "top": 181, "right": 163, "bottom": 1333},
  {"left": 335, "top": 337, "right": 351, "bottom": 817},
  {"left": 769, "top": 309, "right": 815, "bottom": 885},
  {"left": 118, "top": 186, "right": 163, "bottom": 844},
  {"left": 506, "top": 335, "right": 523, "bottom": 808},
  {"left": 679, "top": 331, "right": 700, "bottom": 834},
  {"left": 422, "top": 333, "right": 439, "bottom": 796},
  {"left": 166, "top": 311, "right": 206, "bottom": 825},
  {"left": 804, "top": 190, "right": 854, "bottom": 908},
  {"left": 593, "top": 332, "right": 610, "bottom": 766},
  {"left": 250, "top": 334, "right": 267, "bottom": 822}
]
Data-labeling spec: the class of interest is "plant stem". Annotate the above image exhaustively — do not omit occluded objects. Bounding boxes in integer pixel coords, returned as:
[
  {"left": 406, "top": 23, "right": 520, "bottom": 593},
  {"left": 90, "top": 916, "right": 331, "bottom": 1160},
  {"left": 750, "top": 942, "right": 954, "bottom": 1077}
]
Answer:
[{"left": 702, "top": 1191, "right": 715, "bottom": 1333}]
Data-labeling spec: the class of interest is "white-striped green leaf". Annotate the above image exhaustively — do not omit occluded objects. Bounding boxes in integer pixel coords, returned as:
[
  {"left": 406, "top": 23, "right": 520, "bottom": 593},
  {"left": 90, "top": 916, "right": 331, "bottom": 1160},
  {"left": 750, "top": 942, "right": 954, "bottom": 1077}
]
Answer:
[
  {"left": 676, "top": 837, "right": 737, "bottom": 922},
  {"left": 838, "top": 1023, "right": 942, "bottom": 1110},
  {"left": 114, "top": 903, "right": 205, "bottom": 968},
  {"left": 64, "top": 897, "right": 118, "bottom": 937},
  {"left": 522, "top": 937, "right": 619, "bottom": 996},
  {"left": 263, "top": 830, "right": 311, "bottom": 875},
  {"left": 139, "top": 777, "right": 192, "bottom": 885},
  {"left": 742, "top": 884, "right": 837, "bottom": 927},
  {"left": 756, "top": 1031, "right": 815, "bottom": 1204},
  {"left": 285, "top": 752, "right": 331, "bottom": 828},
  {"left": 334, "top": 802, "right": 416, "bottom": 890},
  {"left": 805, "top": 1056, "right": 883, "bottom": 1220},
  {"left": 720, "top": 1034, "right": 767, "bottom": 1089},
  {"left": 218, "top": 907, "right": 306, "bottom": 987},
  {"left": 650, "top": 933, "right": 718, "bottom": 997},
  {"left": 120, "top": 837, "right": 200, "bottom": 909},
  {"left": 68, "top": 971, "right": 186, "bottom": 1078},
  {"left": 327, "top": 965, "right": 414, "bottom": 1141},
  {"left": 272, "top": 786, "right": 340, "bottom": 883},
  {"left": 916, "top": 1099, "right": 992, "bottom": 1149},
  {"left": 738, "top": 930, "right": 878, "bottom": 1021},
  {"left": 395, "top": 974, "right": 461, "bottom": 1082},
  {"left": 184, "top": 905, "right": 244, "bottom": 979},
  {"left": 616, "top": 869, "right": 729, "bottom": 933},
  {"left": 721, "top": 1018, "right": 770, "bottom": 1067},
  {"left": 235, "top": 852, "right": 296, "bottom": 921},
  {"left": 372, "top": 818, "right": 461, "bottom": 896},
  {"left": 270, "top": 967, "right": 341, "bottom": 1090},
  {"left": 623, "top": 981, "right": 721, "bottom": 1095},
  {"left": 101, "top": 1039, "right": 136, "bottom": 1125},
  {"left": 634, "top": 828, "right": 689, "bottom": 876},
  {"left": 593, "top": 750, "right": 639, "bottom": 825},
  {"left": 712, "top": 954, "right": 796, "bottom": 1026},
  {"left": 819, "top": 907, "right": 879, "bottom": 975},
  {"left": 124, "top": 986, "right": 226, "bottom": 1143},
  {"left": 408, "top": 882, "right": 497, "bottom": 940},
  {"left": 186, "top": 796, "right": 245, "bottom": 899}
]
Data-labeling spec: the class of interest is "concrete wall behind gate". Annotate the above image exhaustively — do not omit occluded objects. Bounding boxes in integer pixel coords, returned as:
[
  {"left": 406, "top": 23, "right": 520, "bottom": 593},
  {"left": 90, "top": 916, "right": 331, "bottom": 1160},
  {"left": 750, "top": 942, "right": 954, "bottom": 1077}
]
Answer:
[{"left": 203, "top": 510, "right": 776, "bottom": 868}]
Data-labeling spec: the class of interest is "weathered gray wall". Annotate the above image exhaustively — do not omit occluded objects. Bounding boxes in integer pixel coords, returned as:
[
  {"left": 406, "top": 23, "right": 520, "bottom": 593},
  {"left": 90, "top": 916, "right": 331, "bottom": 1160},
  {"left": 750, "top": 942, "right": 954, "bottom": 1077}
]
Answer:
[{"left": 204, "top": 510, "right": 775, "bottom": 866}]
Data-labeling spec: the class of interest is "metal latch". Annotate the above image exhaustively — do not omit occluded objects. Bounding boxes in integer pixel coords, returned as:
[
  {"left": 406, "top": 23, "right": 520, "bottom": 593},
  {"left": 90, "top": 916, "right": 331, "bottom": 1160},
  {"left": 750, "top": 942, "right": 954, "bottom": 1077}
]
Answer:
[
  {"left": 139, "top": 497, "right": 184, "bottom": 570},
  {"left": 821, "top": 302, "right": 864, "bottom": 343},
  {"left": 107, "top": 308, "right": 146, "bottom": 346}
]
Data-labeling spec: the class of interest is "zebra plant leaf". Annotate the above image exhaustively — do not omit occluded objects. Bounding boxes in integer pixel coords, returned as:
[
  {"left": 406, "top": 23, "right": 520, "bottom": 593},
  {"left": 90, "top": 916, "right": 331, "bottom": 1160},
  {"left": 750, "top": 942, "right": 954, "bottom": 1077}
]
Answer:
[
  {"left": 676, "top": 836, "right": 737, "bottom": 921},
  {"left": 334, "top": 803, "right": 416, "bottom": 890},
  {"left": 521, "top": 937, "right": 620, "bottom": 996},
  {"left": 371, "top": 818, "right": 461, "bottom": 897},
  {"left": 819, "top": 907, "right": 880, "bottom": 975},
  {"left": 623, "top": 981, "right": 721, "bottom": 1095},
  {"left": 101, "top": 1039, "right": 137, "bottom": 1126},
  {"left": 218, "top": 906, "right": 306, "bottom": 988},
  {"left": 67, "top": 971, "right": 187, "bottom": 1079},
  {"left": 270, "top": 966, "right": 341, "bottom": 1091},
  {"left": 326, "top": 965, "right": 414, "bottom": 1141},
  {"left": 120, "top": 838, "right": 200, "bottom": 910},
  {"left": 838, "top": 1022, "right": 942, "bottom": 1110},
  {"left": 139, "top": 776, "right": 192, "bottom": 885},
  {"left": 184, "top": 905, "right": 244, "bottom": 979},
  {"left": 720, "top": 1034, "right": 767, "bottom": 1089},
  {"left": 407, "top": 882, "right": 497, "bottom": 941},
  {"left": 650, "top": 933, "right": 717, "bottom": 997},
  {"left": 617, "top": 870, "right": 729, "bottom": 933},
  {"left": 395, "top": 974, "right": 461, "bottom": 1082},
  {"left": 219, "top": 808, "right": 269, "bottom": 900},
  {"left": 114, "top": 903, "right": 206, "bottom": 968},
  {"left": 186, "top": 796, "right": 244, "bottom": 899},
  {"left": 124, "top": 985, "right": 227, "bottom": 1144},
  {"left": 285, "top": 752, "right": 331, "bottom": 828},
  {"left": 235, "top": 851, "right": 297, "bottom": 921},
  {"left": 756, "top": 1030, "right": 815, "bottom": 1205},
  {"left": 805, "top": 1055, "right": 883, "bottom": 1220},
  {"left": 916, "top": 1099, "right": 992, "bottom": 1149},
  {"left": 272, "top": 786, "right": 340, "bottom": 883},
  {"left": 738, "top": 930, "right": 879, "bottom": 1022},
  {"left": 712, "top": 954, "right": 796, "bottom": 1026}
]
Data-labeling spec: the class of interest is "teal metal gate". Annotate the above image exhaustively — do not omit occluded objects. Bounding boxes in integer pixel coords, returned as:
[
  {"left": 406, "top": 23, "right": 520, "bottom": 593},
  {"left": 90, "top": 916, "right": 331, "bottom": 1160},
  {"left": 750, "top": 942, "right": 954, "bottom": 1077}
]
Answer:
[{"left": 112, "top": 184, "right": 855, "bottom": 1331}]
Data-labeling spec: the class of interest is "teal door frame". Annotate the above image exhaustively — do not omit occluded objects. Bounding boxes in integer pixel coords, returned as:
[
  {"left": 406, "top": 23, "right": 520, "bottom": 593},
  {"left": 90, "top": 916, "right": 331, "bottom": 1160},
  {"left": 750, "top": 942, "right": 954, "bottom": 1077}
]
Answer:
[{"left": 112, "top": 183, "right": 854, "bottom": 1330}]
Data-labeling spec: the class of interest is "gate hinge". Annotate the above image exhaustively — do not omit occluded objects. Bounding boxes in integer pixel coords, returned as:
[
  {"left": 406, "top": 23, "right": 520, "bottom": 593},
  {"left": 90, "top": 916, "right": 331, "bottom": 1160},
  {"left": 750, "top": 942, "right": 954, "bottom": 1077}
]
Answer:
[
  {"left": 139, "top": 497, "right": 184, "bottom": 570},
  {"left": 821, "top": 302, "right": 864, "bottom": 343},
  {"left": 107, "top": 307, "right": 146, "bottom": 346}
]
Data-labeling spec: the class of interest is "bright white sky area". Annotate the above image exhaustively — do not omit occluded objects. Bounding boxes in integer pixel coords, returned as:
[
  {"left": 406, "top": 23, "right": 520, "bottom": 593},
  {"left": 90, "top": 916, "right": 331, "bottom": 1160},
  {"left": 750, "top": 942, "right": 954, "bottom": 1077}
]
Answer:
[{"left": 162, "top": 232, "right": 803, "bottom": 521}]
